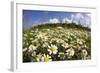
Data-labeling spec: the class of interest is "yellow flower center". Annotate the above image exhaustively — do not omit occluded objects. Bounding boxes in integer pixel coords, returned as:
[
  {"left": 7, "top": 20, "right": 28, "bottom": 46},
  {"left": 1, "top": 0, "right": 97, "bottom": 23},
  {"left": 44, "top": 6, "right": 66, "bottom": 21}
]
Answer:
[
  {"left": 44, "top": 57, "right": 49, "bottom": 62},
  {"left": 64, "top": 43, "right": 68, "bottom": 46},
  {"left": 68, "top": 48, "right": 73, "bottom": 56},
  {"left": 50, "top": 48, "right": 55, "bottom": 52}
]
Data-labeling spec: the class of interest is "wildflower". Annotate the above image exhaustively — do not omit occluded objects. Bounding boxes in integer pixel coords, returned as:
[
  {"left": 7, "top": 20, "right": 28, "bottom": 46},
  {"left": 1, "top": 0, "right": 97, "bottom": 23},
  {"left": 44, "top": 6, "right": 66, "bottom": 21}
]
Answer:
[
  {"left": 41, "top": 54, "right": 52, "bottom": 62},
  {"left": 36, "top": 54, "right": 42, "bottom": 62},
  {"left": 30, "top": 30, "right": 34, "bottom": 33},
  {"left": 48, "top": 45, "right": 58, "bottom": 54},
  {"left": 29, "top": 32, "right": 33, "bottom": 35},
  {"left": 82, "top": 49, "right": 88, "bottom": 56},
  {"left": 66, "top": 47, "right": 75, "bottom": 58},
  {"left": 36, "top": 32, "right": 44, "bottom": 39},
  {"left": 57, "top": 26, "right": 63, "bottom": 29},
  {"left": 43, "top": 36, "right": 48, "bottom": 41},
  {"left": 29, "top": 37, "right": 33, "bottom": 40},
  {"left": 28, "top": 44, "right": 37, "bottom": 52},
  {"left": 46, "top": 29, "right": 50, "bottom": 31},
  {"left": 23, "top": 37, "right": 27, "bottom": 40},
  {"left": 84, "top": 45, "right": 88, "bottom": 48},
  {"left": 77, "top": 39, "right": 83, "bottom": 45},
  {"left": 23, "top": 48, "right": 27, "bottom": 52},
  {"left": 31, "top": 51, "right": 36, "bottom": 57},
  {"left": 56, "top": 39, "right": 64, "bottom": 43},
  {"left": 23, "top": 33, "right": 28, "bottom": 37},
  {"left": 76, "top": 44, "right": 81, "bottom": 50},
  {"left": 81, "top": 49, "right": 88, "bottom": 60},
  {"left": 62, "top": 42, "right": 69, "bottom": 48},
  {"left": 31, "top": 39, "right": 37, "bottom": 43},
  {"left": 42, "top": 42, "right": 49, "bottom": 48},
  {"left": 58, "top": 52, "right": 66, "bottom": 59}
]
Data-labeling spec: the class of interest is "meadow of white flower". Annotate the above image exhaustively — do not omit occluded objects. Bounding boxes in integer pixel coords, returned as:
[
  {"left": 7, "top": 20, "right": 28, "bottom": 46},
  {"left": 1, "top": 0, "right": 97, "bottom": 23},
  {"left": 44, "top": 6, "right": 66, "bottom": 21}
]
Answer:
[{"left": 23, "top": 23, "right": 91, "bottom": 62}]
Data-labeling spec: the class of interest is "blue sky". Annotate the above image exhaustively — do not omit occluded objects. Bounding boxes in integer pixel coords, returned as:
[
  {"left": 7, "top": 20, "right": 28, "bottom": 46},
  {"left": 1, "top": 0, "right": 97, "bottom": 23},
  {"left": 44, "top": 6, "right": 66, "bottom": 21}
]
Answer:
[{"left": 23, "top": 10, "right": 91, "bottom": 29}]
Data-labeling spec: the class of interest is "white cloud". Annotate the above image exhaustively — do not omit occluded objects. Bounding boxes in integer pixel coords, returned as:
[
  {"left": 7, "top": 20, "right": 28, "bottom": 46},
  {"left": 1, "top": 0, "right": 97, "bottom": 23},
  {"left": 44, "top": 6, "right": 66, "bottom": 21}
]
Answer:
[
  {"left": 84, "top": 16, "right": 91, "bottom": 28},
  {"left": 86, "top": 14, "right": 91, "bottom": 17},
  {"left": 84, "top": 14, "right": 91, "bottom": 27},
  {"left": 49, "top": 18, "right": 60, "bottom": 23},
  {"left": 48, "top": 13, "right": 91, "bottom": 28},
  {"left": 75, "top": 13, "right": 84, "bottom": 19},
  {"left": 72, "top": 13, "right": 84, "bottom": 24},
  {"left": 62, "top": 13, "right": 85, "bottom": 24},
  {"left": 62, "top": 17, "right": 72, "bottom": 23},
  {"left": 62, "top": 14, "right": 74, "bottom": 23},
  {"left": 71, "top": 14, "right": 74, "bottom": 21},
  {"left": 71, "top": 13, "right": 91, "bottom": 28}
]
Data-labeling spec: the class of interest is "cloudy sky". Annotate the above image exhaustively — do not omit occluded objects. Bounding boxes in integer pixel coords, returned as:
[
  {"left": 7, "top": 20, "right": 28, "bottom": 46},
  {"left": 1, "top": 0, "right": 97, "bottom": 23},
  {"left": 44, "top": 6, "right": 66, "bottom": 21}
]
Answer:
[{"left": 23, "top": 10, "right": 91, "bottom": 28}]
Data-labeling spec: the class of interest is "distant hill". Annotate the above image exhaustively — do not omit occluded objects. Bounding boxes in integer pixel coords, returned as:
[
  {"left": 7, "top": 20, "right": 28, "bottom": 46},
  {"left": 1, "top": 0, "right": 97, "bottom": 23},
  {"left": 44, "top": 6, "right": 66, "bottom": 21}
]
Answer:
[
  {"left": 23, "top": 23, "right": 91, "bottom": 62},
  {"left": 24, "top": 23, "right": 91, "bottom": 31}
]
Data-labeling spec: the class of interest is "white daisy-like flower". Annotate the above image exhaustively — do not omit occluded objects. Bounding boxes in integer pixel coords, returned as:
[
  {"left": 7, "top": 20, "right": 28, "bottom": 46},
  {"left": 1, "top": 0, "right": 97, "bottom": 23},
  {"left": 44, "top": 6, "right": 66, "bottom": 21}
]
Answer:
[
  {"left": 84, "top": 45, "right": 88, "bottom": 48},
  {"left": 36, "top": 54, "right": 42, "bottom": 62},
  {"left": 43, "top": 36, "right": 48, "bottom": 41},
  {"left": 30, "top": 30, "right": 34, "bottom": 33},
  {"left": 82, "top": 49, "right": 88, "bottom": 57},
  {"left": 28, "top": 44, "right": 37, "bottom": 52},
  {"left": 31, "top": 51, "right": 36, "bottom": 57},
  {"left": 58, "top": 52, "right": 66, "bottom": 59},
  {"left": 42, "top": 42, "right": 49, "bottom": 48},
  {"left": 57, "top": 26, "right": 63, "bottom": 29},
  {"left": 29, "top": 32, "right": 34, "bottom": 35},
  {"left": 41, "top": 54, "right": 52, "bottom": 62},
  {"left": 46, "top": 28, "right": 50, "bottom": 31},
  {"left": 56, "top": 39, "right": 64, "bottom": 43},
  {"left": 29, "top": 37, "right": 34, "bottom": 40},
  {"left": 81, "top": 49, "right": 89, "bottom": 60},
  {"left": 23, "top": 48, "right": 27, "bottom": 52},
  {"left": 62, "top": 42, "right": 69, "bottom": 48},
  {"left": 23, "top": 33, "right": 28, "bottom": 37},
  {"left": 77, "top": 39, "right": 83, "bottom": 45},
  {"left": 66, "top": 47, "right": 75, "bottom": 58},
  {"left": 50, "top": 38, "right": 56, "bottom": 43},
  {"left": 31, "top": 39, "right": 38, "bottom": 43},
  {"left": 48, "top": 45, "right": 58, "bottom": 54},
  {"left": 36, "top": 32, "right": 44, "bottom": 39}
]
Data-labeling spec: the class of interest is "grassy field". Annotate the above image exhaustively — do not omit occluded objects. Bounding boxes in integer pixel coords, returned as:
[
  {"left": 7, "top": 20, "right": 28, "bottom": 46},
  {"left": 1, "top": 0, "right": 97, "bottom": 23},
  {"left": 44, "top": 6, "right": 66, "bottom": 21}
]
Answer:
[{"left": 23, "top": 23, "right": 91, "bottom": 62}]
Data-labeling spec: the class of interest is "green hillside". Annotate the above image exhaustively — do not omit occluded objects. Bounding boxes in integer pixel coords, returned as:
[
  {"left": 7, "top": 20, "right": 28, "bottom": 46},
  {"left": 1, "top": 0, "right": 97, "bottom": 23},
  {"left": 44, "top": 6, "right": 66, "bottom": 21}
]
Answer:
[{"left": 23, "top": 23, "right": 91, "bottom": 62}]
